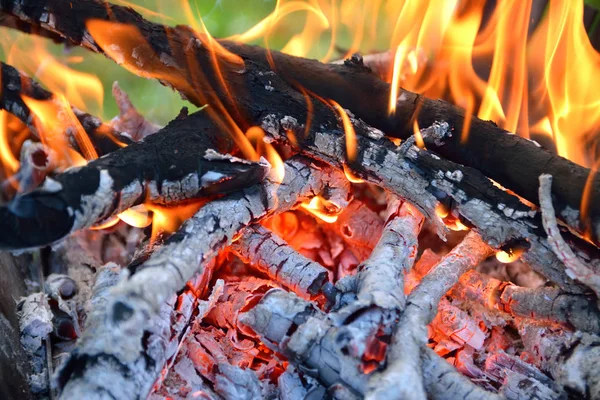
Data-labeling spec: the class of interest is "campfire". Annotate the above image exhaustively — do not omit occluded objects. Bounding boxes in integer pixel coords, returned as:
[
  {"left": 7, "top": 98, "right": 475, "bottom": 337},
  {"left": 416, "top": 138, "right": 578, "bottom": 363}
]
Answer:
[{"left": 1, "top": 0, "right": 600, "bottom": 399}]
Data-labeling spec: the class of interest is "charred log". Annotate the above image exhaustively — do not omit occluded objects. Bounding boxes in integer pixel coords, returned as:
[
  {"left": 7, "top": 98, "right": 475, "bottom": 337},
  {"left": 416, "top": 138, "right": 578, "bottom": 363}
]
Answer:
[
  {"left": 1, "top": 0, "right": 597, "bottom": 244},
  {"left": 0, "top": 111, "right": 269, "bottom": 250},
  {"left": 54, "top": 157, "right": 350, "bottom": 399}
]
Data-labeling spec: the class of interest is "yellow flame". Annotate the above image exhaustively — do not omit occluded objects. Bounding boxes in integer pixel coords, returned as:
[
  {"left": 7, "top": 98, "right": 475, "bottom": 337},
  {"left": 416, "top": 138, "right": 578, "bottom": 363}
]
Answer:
[
  {"left": 246, "top": 126, "right": 285, "bottom": 184},
  {"left": 300, "top": 196, "right": 341, "bottom": 223},
  {"left": 90, "top": 215, "right": 120, "bottom": 231},
  {"left": 117, "top": 205, "right": 153, "bottom": 228},
  {"left": 496, "top": 248, "right": 525, "bottom": 263}
]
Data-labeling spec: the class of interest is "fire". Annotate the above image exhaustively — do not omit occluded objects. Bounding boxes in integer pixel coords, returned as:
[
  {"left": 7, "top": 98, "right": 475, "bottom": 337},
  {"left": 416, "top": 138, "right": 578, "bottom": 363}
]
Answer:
[
  {"left": 245, "top": 127, "right": 285, "bottom": 184},
  {"left": 146, "top": 202, "right": 205, "bottom": 242},
  {"left": 300, "top": 195, "right": 342, "bottom": 223},
  {"left": 329, "top": 100, "right": 357, "bottom": 162},
  {"left": 117, "top": 205, "right": 153, "bottom": 228},
  {"left": 215, "top": 0, "right": 599, "bottom": 167},
  {"left": 495, "top": 247, "right": 525, "bottom": 264},
  {"left": 21, "top": 95, "right": 97, "bottom": 166},
  {"left": 0, "top": 111, "right": 19, "bottom": 174}
]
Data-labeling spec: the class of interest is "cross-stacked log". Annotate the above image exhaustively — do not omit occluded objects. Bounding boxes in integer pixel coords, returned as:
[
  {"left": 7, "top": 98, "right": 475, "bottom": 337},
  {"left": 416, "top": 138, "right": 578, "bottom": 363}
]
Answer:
[{"left": 0, "top": 1, "right": 599, "bottom": 399}]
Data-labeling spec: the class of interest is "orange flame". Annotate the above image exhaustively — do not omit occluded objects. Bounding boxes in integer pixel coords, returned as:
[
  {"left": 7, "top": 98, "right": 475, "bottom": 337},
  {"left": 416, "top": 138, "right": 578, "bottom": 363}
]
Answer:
[
  {"left": 0, "top": 111, "right": 19, "bottom": 174},
  {"left": 329, "top": 100, "right": 357, "bottom": 162},
  {"left": 21, "top": 95, "right": 98, "bottom": 165},
  {"left": 300, "top": 195, "right": 342, "bottom": 223},
  {"left": 146, "top": 201, "right": 205, "bottom": 242}
]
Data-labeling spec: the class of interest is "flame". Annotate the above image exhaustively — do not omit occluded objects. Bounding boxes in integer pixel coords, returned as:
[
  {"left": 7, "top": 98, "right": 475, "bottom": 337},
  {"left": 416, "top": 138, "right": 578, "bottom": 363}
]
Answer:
[
  {"left": 329, "top": 100, "right": 357, "bottom": 162},
  {"left": 435, "top": 203, "right": 468, "bottom": 231},
  {"left": 300, "top": 195, "right": 342, "bottom": 223},
  {"left": 495, "top": 247, "right": 525, "bottom": 264},
  {"left": 0, "top": 111, "right": 19, "bottom": 174},
  {"left": 146, "top": 201, "right": 205, "bottom": 242},
  {"left": 246, "top": 127, "right": 285, "bottom": 184},
  {"left": 90, "top": 215, "right": 120, "bottom": 231},
  {"left": 1, "top": 33, "right": 104, "bottom": 117},
  {"left": 342, "top": 164, "right": 364, "bottom": 183},
  {"left": 117, "top": 205, "right": 153, "bottom": 228},
  {"left": 21, "top": 95, "right": 98, "bottom": 165}
]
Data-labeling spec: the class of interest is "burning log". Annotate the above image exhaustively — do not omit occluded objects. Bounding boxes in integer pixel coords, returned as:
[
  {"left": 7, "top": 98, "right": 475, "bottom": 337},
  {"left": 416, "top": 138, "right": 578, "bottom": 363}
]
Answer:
[
  {"left": 451, "top": 270, "right": 600, "bottom": 332},
  {"left": 539, "top": 174, "right": 600, "bottom": 299},
  {"left": 3, "top": 0, "right": 597, "bottom": 245},
  {"left": 54, "top": 157, "right": 349, "bottom": 399},
  {"left": 367, "top": 231, "right": 493, "bottom": 400},
  {"left": 231, "top": 224, "right": 332, "bottom": 300},
  {"left": 352, "top": 198, "right": 424, "bottom": 310},
  {"left": 0, "top": 0, "right": 596, "bottom": 295},
  {"left": 0, "top": 112, "right": 269, "bottom": 250},
  {"left": 0, "top": 61, "right": 132, "bottom": 156}
]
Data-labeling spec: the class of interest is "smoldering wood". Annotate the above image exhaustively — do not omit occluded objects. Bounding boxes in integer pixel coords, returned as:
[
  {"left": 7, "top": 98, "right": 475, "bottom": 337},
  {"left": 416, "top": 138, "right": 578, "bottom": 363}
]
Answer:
[
  {"left": 519, "top": 325, "right": 600, "bottom": 398},
  {"left": 419, "top": 346, "right": 502, "bottom": 400},
  {"left": 4, "top": 0, "right": 597, "bottom": 245},
  {"left": 55, "top": 157, "right": 350, "bottom": 399},
  {"left": 0, "top": 61, "right": 132, "bottom": 156},
  {"left": 501, "top": 370, "right": 563, "bottom": 400},
  {"left": 231, "top": 224, "right": 331, "bottom": 299},
  {"left": 539, "top": 174, "right": 600, "bottom": 299},
  {"left": 0, "top": 111, "right": 269, "bottom": 250},
  {"left": 451, "top": 270, "right": 600, "bottom": 333},
  {"left": 3, "top": 0, "right": 595, "bottom": 292},
  {"left": 367, "top": 231, "right": 493, "bottom": 400},
  {"left": 240, "top": 288, "right": 499, "bottom": 400},
  {"left": 353, "top": 199, "right": 424, "bottom": 311}
]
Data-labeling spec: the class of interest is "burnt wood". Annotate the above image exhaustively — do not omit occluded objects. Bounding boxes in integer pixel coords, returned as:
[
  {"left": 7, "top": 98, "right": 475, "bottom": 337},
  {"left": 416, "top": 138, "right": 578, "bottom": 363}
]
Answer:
[
  {"left": 1, "top": 0, "right": 598, "bottom": 244},
  {"left": 0, "top": 111, "right": 269, "bottom": 250},
  {"left": 0, "top": 0, "right": 594, "bottom": 292}
]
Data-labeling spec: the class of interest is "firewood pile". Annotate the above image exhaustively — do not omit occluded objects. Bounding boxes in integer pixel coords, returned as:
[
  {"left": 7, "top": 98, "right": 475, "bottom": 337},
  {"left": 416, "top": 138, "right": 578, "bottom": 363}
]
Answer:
[{"left": 0, "top": 1, "right": 599, "bottom": 399}]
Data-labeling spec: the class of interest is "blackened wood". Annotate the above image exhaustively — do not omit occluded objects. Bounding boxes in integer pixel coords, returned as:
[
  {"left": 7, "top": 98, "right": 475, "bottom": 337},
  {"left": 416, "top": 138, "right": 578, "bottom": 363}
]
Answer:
[
  {"left": 0, "top": 111, "right": 269, "bottom": 250},
  {"left": 1, "top": 0, "right": 596, "bottom": 291},
  {"left": 1, "top": 0, "right": 596, "bottom": 244},
  {"left": 0, "top": 61, "right": 132, "bottom": 156},
  {"left": 0, "top": 252, "right": 33, "bottom": 400}
]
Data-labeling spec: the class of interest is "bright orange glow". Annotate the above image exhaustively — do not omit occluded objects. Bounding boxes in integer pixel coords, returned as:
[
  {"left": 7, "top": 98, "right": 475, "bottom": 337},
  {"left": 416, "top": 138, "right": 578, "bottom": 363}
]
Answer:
[
  {"left": 117, "top": 205, "right": 153, "bottom": 228},
  {"left": 0, "top": 111, "right": 19, "bottom": 174},
  {"left": 435, "top": 203, "right": 468, "bottom": 231},
  {"left": 146, "top": 201, "right": 205, "bottom": 242},
  {"left": 329, "top": 100, "right": 357, "bottom": 162},
  {"left": 495, "top": 247, "right": 525, "bottom": 264},
  {"left": 342, "top": 164, "right": 364, "bottom": 183},
  {"left": 300, "top": 195, "right": 342, "bottom": 223}
]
